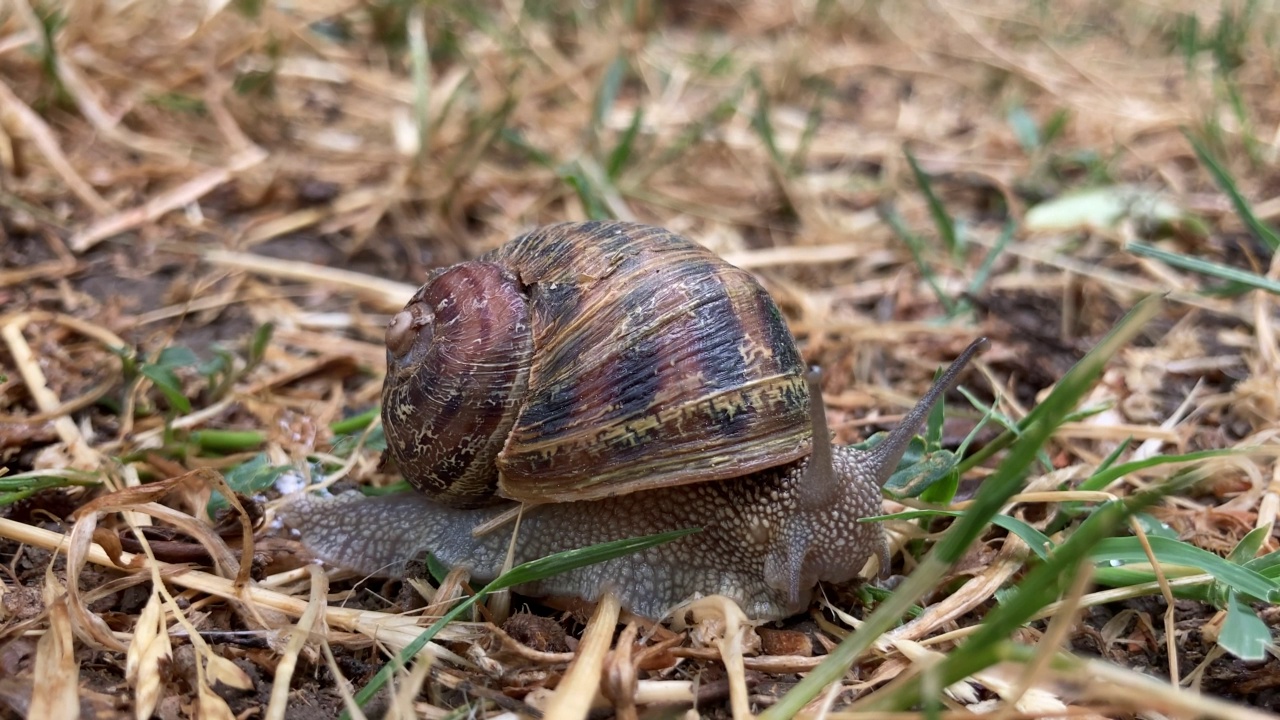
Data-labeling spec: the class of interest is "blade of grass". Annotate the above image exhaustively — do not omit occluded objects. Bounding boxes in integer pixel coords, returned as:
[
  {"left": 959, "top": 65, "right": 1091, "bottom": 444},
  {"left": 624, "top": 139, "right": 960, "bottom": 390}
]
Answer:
[
  {"left": 561, "top": 160, "right": 615, "bottom": 221},
  {"left": 606, "top": 104, "right": 644, "bottom": 180},
  {"left": 904, "top": 146, "right": 959, "bottom": 257},
  {"left": 1221, "top": 592, "right": 1269, "bottom": 660},
  {"left": 1176, "top": 12, "right": 1200, "bottom": 71},
  {"left": 965, "top": 219, "right": 1014, "bottom": 299},
  {"left": 1091, "top": 536, "right": 1279, "bottom": 602},
  {"left": 1077, "top": 448, "right": 1244, "bottom": 492},
  {"left": 330, "top": 407, "right": 379, "bottom": 436},
  {"left": 868, "top": 509, "right": 1054, "bottom": 560},
  {"left": 954, "top": 392, "right": 1111, "bottom": 477},
  {"left": 590, "top": 55, "right": 628, "bottom": 152},
  {"left": 345, "top": 528, "right": 698, "bottom": 718},
  {"left": 1183, "top": 128, "right": 1279, "bottom": 252},
  {"left": 788, "top": 88, "right": 826, "bottom": 175},
  {"left": 1126, "top": 241, "right": 1280, "bottom": 295},
  {"left": 1227, "top": 524, "right": 1271, "bottom": 565},
  {"left": 443, "top": 91, "right": 518, "bottom": 184},
  {"left": 759, "top": 296, "right": 1164, "bottom": 719},
  {"left": 191, "top": 430, "right": 266, "bottom": 454},
  {"left": 0, "top": 471, "right": 99, "bottom": 507},
  {"left": 879, "top": 202, "right": 958, "bottom": 315},
  {"left": 749, "top": 72, "right": 785, "bottom": 170},
  {"left": 642, "top": 83, "right": 745, "bottom": 178},
  {"left": 500, "top": 127, "right": 556, "bottom": 169}
]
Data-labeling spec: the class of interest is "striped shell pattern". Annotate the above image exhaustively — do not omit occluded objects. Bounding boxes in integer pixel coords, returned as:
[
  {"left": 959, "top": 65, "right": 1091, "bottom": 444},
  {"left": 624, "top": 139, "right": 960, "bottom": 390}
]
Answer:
[{"left": 381, "top": 220, "right": 813, "bottom": 508}]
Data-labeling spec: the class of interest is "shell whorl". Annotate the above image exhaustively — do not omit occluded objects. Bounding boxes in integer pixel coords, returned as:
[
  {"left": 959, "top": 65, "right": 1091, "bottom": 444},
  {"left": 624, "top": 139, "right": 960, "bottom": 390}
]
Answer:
[
  {"left": 381, "top": 262, "right": 532, "bottom": 507},
  {"left": 487, "top": 221, "right": 812, "bottom": 503}
]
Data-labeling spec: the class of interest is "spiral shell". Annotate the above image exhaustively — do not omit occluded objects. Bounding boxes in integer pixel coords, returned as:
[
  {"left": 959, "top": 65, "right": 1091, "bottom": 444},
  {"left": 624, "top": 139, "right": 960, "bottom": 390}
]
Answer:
[{"left": 382, "top": 220, "right": 812, "bottom": 506}]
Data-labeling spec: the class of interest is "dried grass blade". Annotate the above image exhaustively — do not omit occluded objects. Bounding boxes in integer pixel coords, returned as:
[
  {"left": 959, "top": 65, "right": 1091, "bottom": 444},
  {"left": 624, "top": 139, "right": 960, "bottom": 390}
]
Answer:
[
  {"left": 0, "top": 78, "right": 111, "bottom": 213},
  {"left": 70, "top": 148, "right": 268, "bottom": 252},
  {"left": 387, "top": 651, "right": 432, "bottom": 720},
  {"left": 1, "top": 315, "right": 100, "bottom": 469},
  {"left": 542, "top": 591, "right": 620, "bottom": 719},
  {"left": 196, "top": 683, "right": 236, "bottom": 720},
  {"left": 126, "top": 591, "right": 172, "bottom": 720},
  {"left": 30, "top": 571, "right": 80, "bottom": 718},
  {"left": 203, "top": 249, "right": 417, "bottom": 310},
  {"left": 266, "top": 567, "right": 330, "bottom": 720}
]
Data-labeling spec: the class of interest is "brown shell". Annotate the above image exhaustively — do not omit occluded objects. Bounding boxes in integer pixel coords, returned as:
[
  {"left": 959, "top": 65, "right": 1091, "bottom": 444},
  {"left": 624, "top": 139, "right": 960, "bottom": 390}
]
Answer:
[
  {"left": 382, "top": 261, "right": 533, "bottom": 508},
  {"left": 382, "top": 220, "right": 812, "bottom": 506},
  {"left": 494, "top": 221, "right": 810, "bottom": 502}
]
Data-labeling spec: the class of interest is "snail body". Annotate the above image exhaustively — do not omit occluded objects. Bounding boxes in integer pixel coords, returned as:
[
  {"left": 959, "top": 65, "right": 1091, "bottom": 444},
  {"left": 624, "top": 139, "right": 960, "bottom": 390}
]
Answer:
[{"left": 283, "top": 221, "right": 982, "bottom": 620}]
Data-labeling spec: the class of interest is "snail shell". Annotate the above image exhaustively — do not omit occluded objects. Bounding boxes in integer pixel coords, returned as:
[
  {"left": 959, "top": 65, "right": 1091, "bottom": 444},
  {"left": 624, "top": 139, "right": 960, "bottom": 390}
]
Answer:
[{"left": 382, "top": 221, "right": 813, "bottom": 507}]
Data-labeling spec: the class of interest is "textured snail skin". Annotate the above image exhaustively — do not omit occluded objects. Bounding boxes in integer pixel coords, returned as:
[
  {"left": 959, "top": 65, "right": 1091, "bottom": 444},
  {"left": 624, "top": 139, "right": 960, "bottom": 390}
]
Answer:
[{"left": 280, "top": 446, "right": 886, "bottom": 620}]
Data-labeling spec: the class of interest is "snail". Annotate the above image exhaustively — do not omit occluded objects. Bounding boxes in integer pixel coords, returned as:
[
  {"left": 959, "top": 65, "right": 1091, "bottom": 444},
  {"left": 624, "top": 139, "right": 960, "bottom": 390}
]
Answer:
[{"left": 281, "top": 220, "right": 983, "bottom": 620}]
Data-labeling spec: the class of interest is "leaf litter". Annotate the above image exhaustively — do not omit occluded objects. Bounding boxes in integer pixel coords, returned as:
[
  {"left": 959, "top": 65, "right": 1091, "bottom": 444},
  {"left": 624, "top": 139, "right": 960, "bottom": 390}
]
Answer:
[{"left": 1, "top": 1, "right": 1279, "bottom": 718}]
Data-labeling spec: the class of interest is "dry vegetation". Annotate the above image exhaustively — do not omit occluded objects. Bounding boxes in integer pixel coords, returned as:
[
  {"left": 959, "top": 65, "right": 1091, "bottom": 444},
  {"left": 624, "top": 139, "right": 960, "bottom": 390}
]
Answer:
[{"left": 2, "top": 0, "right": 1279, "bottom": 717}]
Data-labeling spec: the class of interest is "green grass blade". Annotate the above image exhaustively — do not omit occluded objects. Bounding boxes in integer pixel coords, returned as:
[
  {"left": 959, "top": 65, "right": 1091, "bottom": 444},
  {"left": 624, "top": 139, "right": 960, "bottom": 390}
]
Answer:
[
  {"left": 955, "top": 391, "right": 1110, "bottom": 477},
  {"left": 500, "top": 128, "right": 556, "bottom": 168},
  {"left": 0, "top": 470, "right": 99, "bottom": 507},
  {"left": 1090, "top": 536, "right": 1279, "bottom": 602},
  {"left": 1095, "top": 437, "right": 1131, "bottom": 474},
  {"left": 645, "top": 83, "right": 744, "bottom": 175},
  {"left": 879, "top": 203, "right": 958, "bottom": 315},
  {"left": 607, "top": 104, "right": 644, "bottom": 180},
  {"left": 789, "top": 92, "right": 825, "bottom": 174},
  {"left": 965, "top": 219, "right": 1014, "bottom": 298},
  {"left": 749, "top": 72, "right": 785, "bottom": 170},
  {"left": 1041, "top": 108, "right": 1070, "bottom": 146},
  {"left": 1221, "top": 592, "right": 1269, "bottom": 660},
  {"left": 560, "top": 161, "right": 613, "bottom": 220},
  {"left": 247, "top": 322, "right": 274, "bottom": 369},
  {"left": 1077, "top": 448, "right": 1244, "bottom": 492},
  {"left": 1246, "top": 547, "right": 1280, "bottom": 574},
  {"left": 868, "top": 509, "right": 1054, "bottom": 560},
  {"left": 347, "top": 528, "right": 698, "bottom": 718},
  {"left": 1227, "top": 524, "right": 1271, "bottom": 565},
  {"left": 1176, "top": 12, "right": 1200, "bottom": 70},
  {"left": 329, "top": 407, "right": 379, "bottom": 436},
  {"left": 191, "top": 430, "right": 265, "bottom": 453},
  {"left": 1183, "top": 128, "right": 1279, "bottom": 252},
  {"left": 904, "top": 146, "right": 959, "bottom": 257},
  {"left": 1126, "top": 241, "right": 1280, "bottom": 295},
  {"left": 590, "top": 55, "right": 628, "bottom": 151},
  {"left": 443, "top": 92, "right": 518, "bottom": 183}
]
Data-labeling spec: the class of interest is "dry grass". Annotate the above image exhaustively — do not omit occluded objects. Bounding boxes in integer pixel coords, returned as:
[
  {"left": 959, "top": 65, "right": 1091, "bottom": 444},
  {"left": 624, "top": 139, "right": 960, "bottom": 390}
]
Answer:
[{"left": 1, "top": 0, "right": 1278, "bottom": 717}]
